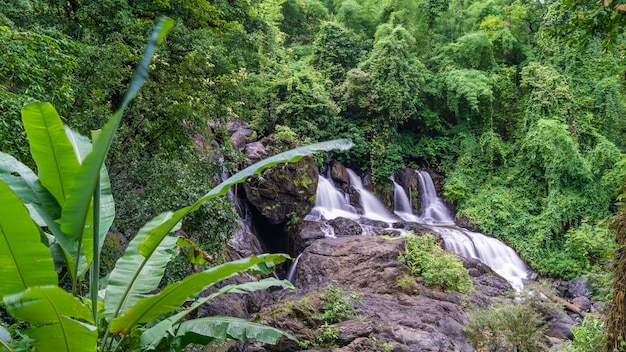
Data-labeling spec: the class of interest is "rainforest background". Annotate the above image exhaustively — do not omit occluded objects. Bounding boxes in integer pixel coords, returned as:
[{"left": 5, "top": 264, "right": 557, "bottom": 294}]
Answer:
[{"left": 1, "top": 0, "right": 625, "bottom": 296}]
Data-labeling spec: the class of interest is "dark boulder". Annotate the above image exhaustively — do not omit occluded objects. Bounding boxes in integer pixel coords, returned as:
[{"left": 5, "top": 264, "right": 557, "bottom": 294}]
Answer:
[
  {"left": 328, "top": 217, "right": 363, "bottom": 237},
  {"left": 286, "top": 220, "right": 328, "bottom": 255},
  {"left": 330, "top": 160, "right": 349, "bottom": 186},
  {"left": 568, "top": 277, "right": 590, "bottom": 298},
  {"left": 244, "top": 156, "right": 319, "bottom": 225}
]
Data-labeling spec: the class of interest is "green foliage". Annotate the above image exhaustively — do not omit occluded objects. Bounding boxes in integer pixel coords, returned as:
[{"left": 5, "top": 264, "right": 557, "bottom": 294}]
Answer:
[
  {"left": 314, "top": 281, "right": 362, "bottom": 324},
  {"left": 465, "top": 298, "right": 548, "bottom": 352},
  {"left": 563, "top": 220, "right": 615, "bottom": 273},
  {"left": 257, "top": 62, "right": 339, "bottom": 143},
  {"left": 548, "top": 0, "right": 626, "bottom": 52},
  {"left": 0, "top": 20, "right": 354, "bottom": 351},
  {"left": 562, "top": 316, "right": 607, "bottom": 352},
  {"left": 281, "top": 0, "right": 329, "bottom": 44},
  {"left": 438, "top": 31, "right": 496, "bottom": 71},
  {"left": 273, "top": 125, "right": 300, "bottom": 151},
  {"left": 520, "top": 63, "right": 573, "bottom": 124},
  {"left": 312, "top": 21, "right": 369, "bottom": 84},
  {"left": 314, "top": 322, "right": 341, "bottom": 348},
  {"left": 0, "top": 26, "right": 78, "bottom": 163},
  {"left": 358, "top": 25, "right": 427, "bottom": 127},
  {"left": 439, "top": 68, "right": 493, "bottom": 120},
  {"left": 398, "top": 234, "right": 473, "bottom": 293}
]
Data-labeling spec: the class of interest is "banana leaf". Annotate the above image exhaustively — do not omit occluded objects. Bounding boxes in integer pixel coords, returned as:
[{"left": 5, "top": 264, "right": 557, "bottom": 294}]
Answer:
[
  {"left": 21, "top": 102, "right": 80, "bottom": 207},
  {"left": 172, "top": 316, "right": 296, "bottom": 350},
  {"left": 0, "top": 182, "right": 57, "bottom": 296},
  {"left": 140, "top": 278, "right": 292, "bottom": 349},
  {"left": 58, "top": 18, "right": 174, "bottom": 282},
  {"left": 104, "top": 211, "right": 179, "bottom": 319},
  {"left": 4, "top": 286, "right": 96, "bottom": 352},
  {"left": 64, "top": 126, "right": 115, "bottom": 271},
  {"left": 110, "top": 254, "right": 289, "bottom": 333}
]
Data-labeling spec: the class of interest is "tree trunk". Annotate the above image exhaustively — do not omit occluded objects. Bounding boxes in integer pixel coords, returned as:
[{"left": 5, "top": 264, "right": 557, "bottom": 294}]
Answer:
[{"left": 607, "top": 205, "right": 626, "bottom": 352}]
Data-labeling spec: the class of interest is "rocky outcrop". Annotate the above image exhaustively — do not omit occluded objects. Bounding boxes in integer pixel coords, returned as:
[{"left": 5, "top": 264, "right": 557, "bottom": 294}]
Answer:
[
  {"left": 230, "top": 235, "right": 516, "bottom": 352},
  {"left": 244, "top": 156, "right": 319, "bottom": 225},
  {"left": 329, "top": 160, "right": 349, "bottom": 186}
]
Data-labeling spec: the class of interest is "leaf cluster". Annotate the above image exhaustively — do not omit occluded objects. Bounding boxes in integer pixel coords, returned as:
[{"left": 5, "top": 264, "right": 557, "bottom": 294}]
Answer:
[{"left": 398, "top": 233, "right": 473, "bottom": 294}]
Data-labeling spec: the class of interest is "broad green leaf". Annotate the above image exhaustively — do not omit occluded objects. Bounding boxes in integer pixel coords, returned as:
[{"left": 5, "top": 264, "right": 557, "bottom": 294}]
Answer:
[
  {"left": 105, "top": 212, "right": 178, "bottom": 319},
  {"left": 0, "top": 182, "right": 57, "bottom": 296},
  {"left": 110, "top": 254, "right": 289, "bottom": 333},
  {"left": 140, "top": 278, "right": 292, "bottom": 349},
  {"left": 138, "top": 139, "right": 353, "bottom": 258},
  {"left": 174, "top": 316, "right": 296, "bottom": 347},
  {"left": 59, "top": 17, "right": 174, "bottom": 279},
  {"left": 0, "top": 152, "right": 71, "bottom": 253},
  {"left": 21, "top": 102, "right": 80, "bottom": 206},
  {"left": 64, "top": 127, "right": 115, "bottom": 271},
  {"left": 4, "top": 286, "right": 96, "bottom": 352}
]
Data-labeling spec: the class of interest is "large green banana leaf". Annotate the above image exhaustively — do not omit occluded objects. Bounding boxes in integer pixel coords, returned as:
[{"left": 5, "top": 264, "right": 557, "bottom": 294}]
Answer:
[
  {"left": 171, "top": 316, "right": 296, "bottom": 350},
  {"left": 110, "top": 253, "right": 289, "bottom": 333},
  {"left": 59, "top": 18, "right": 174, "bottom": 282},
  {"left": 64, "top": 126, "right": 115, "bottom": 271},
  {"left": 0, "top": 182, "right": 57, "bottom": 296},
  {"left": 0, "top": 152, "right": 61, "bottom": 228},
  {"left": 4, "top": 286, "right": 97, "bottom": 352},
  {"left": 21, "top": 102, "right": 80, "bottom": 207},
  {"left": 104, "top": 211, "right": 179, "bottom": 319},
  {"left": 140, "top": 278, "right": 292, "bottom": 349}
]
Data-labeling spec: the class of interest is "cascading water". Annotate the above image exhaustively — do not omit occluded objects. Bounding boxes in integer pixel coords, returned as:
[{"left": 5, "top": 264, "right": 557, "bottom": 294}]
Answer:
[
  {"left": 415, "top": 170, "right": 455, "bottom": 225},
  {"left": 436, "top": 227, "right": 530, "bottom": 291},
  {"left": 392, "top": 176, "right": 421, "bottom": 222},
  {"left": 286, "top": 253, "right": 302, "bottom": 283},
  {"left": 307, "top": 168, "right": 533, "bottom": 291},
  {"left": 346, "top": 169, "right": 398, "bottom": 222},
  {"left": 305, "top": 176, "right": 359, "bottom": 221},
  {"left": 411, "top": 171, "right": 531, "bottom": 291}
]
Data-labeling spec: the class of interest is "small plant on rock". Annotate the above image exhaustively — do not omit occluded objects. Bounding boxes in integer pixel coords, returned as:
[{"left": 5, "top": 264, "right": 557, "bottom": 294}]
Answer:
[
  {"left": 398, "top": 233, "right": 473, "bottom": 294},
  {"left": 314, "top": 281, "right": 362, "bottom": 324}
]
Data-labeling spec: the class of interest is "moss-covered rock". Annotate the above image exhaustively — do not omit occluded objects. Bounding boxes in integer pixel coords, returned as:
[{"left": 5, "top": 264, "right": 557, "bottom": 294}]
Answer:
[{"left": 244, "top": 156, "right": 319, "bottom": 224}]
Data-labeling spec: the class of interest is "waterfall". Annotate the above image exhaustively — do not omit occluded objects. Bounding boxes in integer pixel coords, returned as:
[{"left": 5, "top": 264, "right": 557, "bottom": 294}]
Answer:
[
  {"left": 415, "top": 170, "right": 455, "bottom": 225},
  {"left": 436, "top": 227, "right": 530, "bottom": 291},
  {"left": 286, "top": 253, "right": 303, "bottom": 283},
  {"left": 305, "top": 176, "right": 359, "bottom": 221},
  {"left": 412, "top": 170, "right": 531, "bottom": 290},
  {"left": 304, "top": 167, "right": 533, "bottom": 290},
  {"left": 392, "top": 176, "right": 421, "bottom": 222},
  {"left": 346, "top": 169, "right": 398, "bottom": 222}
]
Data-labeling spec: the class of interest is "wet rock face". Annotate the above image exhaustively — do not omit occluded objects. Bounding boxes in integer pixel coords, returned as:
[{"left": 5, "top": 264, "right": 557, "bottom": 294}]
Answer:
[
  {"left": 231, "top": 236, "right": 519, "bottom": 352},
  {"left": 294, "top": 236, "right": 409, "bottom": 294},
  {"left": 286, "top": 220, "right": 327, "bottom": 255},
  {"left": 330, "top": 160, "right": 349, "bottom": 186},
  {"left": 327, "top": 217, "right": 362, "bottom": 237},
  {"left": 243, "top": 156, "right": 319, "bottom": 225}
]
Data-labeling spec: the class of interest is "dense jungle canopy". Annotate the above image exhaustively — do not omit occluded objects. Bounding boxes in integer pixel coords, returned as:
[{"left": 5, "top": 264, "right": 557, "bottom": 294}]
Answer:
[{"left": 1, "top": 0, "right": 625, "bottom": 283}]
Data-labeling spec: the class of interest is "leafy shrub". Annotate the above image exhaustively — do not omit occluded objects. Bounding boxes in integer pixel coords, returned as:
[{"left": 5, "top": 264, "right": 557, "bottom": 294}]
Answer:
[
  {"left": 562, "top": 316, "right": 607, "bottom": 352},
  {"left": 314, "top": 281, "right": 362, "bottom": 324},
  {"left": 465, "top": 299, "right": 547, "bottom": 352},
  {"left": 0, "top": 20, "right": 353, "bottom": 351},
  {"left": 398, "top": 234, "right": 473, "bottom": 294},
  {"left": 585, "top": 267, "right": 613, "bottom": 303}
]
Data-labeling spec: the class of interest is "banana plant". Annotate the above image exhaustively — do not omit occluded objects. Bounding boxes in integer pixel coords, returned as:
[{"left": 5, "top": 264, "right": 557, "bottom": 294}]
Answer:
[{"left": 0, "top": 17, "right": 353, "bottom": 352}]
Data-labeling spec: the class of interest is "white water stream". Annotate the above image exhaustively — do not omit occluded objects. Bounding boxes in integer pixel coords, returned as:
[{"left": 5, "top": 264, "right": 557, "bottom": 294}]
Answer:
[{"left": 306, "top": 169, "right": 532, "bottom": 290}]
